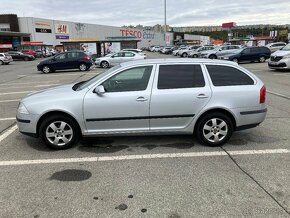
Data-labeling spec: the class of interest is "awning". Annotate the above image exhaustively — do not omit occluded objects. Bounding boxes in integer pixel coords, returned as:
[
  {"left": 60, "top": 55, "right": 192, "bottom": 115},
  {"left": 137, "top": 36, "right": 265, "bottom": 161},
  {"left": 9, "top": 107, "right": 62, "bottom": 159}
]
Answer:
[{"left": 0, "top": 31, "right": 31, "bottom": 37}]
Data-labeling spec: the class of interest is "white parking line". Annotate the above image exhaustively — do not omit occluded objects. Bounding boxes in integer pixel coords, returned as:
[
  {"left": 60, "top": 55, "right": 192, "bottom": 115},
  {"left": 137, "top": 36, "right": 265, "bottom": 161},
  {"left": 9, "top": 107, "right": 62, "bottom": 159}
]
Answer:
[
  {"left": 0, "top": 84, "right": 59, "bottom": 90},
  {"left": 0, "top": 91, "right": 33, "bottom": 96},
  {"left": 0, "top": 125, "right": 18, "bottom": 144},
  {"left": 18, "top": 73, "right": 97, "bottom": 78},
  {"left": 0, "top": 99, "right": 20, "bottom": 103},
  {"left": 267, "top": 90, "right": 290, "bottom": 100},
  {"left": 0, "top": 149, "right": 288, "bottom": 167},
  {"left": 0, "top": 118, "right": 15, "bottom": 121},
  {"left": 0, "top": 81, "right": 60, "bottom": 86}
]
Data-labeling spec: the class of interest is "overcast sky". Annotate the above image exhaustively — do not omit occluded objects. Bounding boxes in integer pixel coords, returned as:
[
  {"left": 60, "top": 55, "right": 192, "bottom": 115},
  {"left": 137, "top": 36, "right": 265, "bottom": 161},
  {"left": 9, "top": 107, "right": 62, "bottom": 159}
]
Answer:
[{"left": 1, "top": 0, "right": 290, "bottom": 27}]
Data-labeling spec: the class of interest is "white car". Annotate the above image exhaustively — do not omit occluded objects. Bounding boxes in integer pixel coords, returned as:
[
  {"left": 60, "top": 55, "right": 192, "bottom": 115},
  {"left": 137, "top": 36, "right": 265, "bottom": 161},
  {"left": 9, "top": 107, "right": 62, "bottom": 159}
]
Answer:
[
  {"left": 268, "top": 43, "right": 290, "bottom": 70},
  {"left": 150, "top": 46, "right": 161, "bottom": 52},
  {"left": 266, "top": 42, "right": 286, "bottom": 53},
  {"left": 95, "top": 51, "right": 145, "bottom": 68},
  {"left": 0, "top": 53, "right": 13, "bottom": 65},
  {"left": 200, "top": 45, "right": 241, "bottom": 59},
  {"left": 188, "top": 46, "right": 215, "bottom": 58},
  {"left": 173, "top": 47, "right": 188, "bottom": 56}
]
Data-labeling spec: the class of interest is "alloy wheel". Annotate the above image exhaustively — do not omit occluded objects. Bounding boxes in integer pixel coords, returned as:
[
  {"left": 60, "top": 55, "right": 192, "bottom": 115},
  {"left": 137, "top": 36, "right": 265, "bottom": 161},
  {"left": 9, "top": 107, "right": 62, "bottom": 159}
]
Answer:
[
  {"left": 79, "top": 64, "right": 87, "bottom": 71},
  {"left": 45, "top": 121, "right": 73, "bottom": 147},
  {"left": 202, "top": 118, "right": 228, "bottom": 143},
  {"left": 42, "top": 66, "right": 50, "bottom": 73}
]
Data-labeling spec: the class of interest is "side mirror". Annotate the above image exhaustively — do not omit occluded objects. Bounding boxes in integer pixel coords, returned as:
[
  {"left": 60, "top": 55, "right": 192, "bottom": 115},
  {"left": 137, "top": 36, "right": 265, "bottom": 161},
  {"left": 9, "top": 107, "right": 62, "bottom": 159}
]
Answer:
[{"left": 94, "top": 85, "right": 105, "bottom": 95}]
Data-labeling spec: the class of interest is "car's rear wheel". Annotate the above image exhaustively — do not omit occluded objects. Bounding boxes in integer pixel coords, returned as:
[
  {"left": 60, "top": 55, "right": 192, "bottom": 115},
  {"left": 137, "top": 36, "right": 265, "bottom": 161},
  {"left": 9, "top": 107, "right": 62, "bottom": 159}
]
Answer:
[
  {"left": 193, "top": 54, "right": 198, "bottom": 58},
  {"left": 209, "top": 54, "right": 217, "bottom": 59},
  {"left": 79, "top": 63, "right": 87, "bottom": 71},
  {"left": 39, "top": 115, "right": 79, "bottom": 150},
  {"left": 101, "top": 61, "right": 109, "bottom": 68},
  {"left": 42, "top": 65, "right": 51, "bottom": 74},
  {"left": 24, "top": 57, "right": 29, "bottom": 61},
  {"left": 182, "top": 53, "right": 188, "bottom": 57},
  {"left": 195, "top": 112, "right": 233, "bottom": 147},
  {"left": 232, "top": 58, "right": 238, "bottom": 63},
  {"left": 259, "top": 56, "right": 266, "bottom": 63},
  {"left": 5, "top": 62, "right": 10, "bottom": 65},
  {"left": 0, "top": 60, "right": 4, "bottom": 65}
]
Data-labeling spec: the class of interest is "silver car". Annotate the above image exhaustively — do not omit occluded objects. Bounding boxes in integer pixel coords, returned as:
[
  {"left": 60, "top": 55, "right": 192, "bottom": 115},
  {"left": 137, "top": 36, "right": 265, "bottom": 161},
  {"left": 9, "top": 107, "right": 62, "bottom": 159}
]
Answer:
[
  {"left": 17, "top": 59, "right": 267, "bottom": 150},
  {"left": 95, "top": 51, "right": 145, "bottom": 68}
]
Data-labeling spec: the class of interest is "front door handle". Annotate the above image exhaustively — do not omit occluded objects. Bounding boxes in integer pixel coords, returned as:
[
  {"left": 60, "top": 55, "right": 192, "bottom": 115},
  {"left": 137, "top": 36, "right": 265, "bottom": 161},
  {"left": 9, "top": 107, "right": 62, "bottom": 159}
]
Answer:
[
  {"left": 136, "top": 97, "right": 148, "bottom": 102},
  {"left": 197, "top": 94, "right": 209, "bottom": 99}
]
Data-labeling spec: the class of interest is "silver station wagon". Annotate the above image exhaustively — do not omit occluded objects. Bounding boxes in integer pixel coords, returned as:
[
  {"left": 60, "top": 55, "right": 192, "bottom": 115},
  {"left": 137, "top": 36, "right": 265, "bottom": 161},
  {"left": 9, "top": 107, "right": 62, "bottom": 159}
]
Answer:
[{"left": 16, "top": 59, "right": 267, "bottom": 149}]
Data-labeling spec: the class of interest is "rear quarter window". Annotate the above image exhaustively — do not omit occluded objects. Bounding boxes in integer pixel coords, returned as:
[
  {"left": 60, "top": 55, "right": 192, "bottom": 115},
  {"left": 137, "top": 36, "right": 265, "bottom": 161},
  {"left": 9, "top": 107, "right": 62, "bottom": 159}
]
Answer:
[
  {"left": 158, "top": 64, "right": 205, "bottom": 89},
  {"left": 206, "top": 65, "right": 254, "bottom": 86}
]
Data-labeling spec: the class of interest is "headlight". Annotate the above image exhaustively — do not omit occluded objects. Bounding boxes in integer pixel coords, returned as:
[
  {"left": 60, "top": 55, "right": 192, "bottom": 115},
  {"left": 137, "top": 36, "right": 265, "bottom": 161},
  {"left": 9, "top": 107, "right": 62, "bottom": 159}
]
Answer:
[
  {"left": 95, "top": 59, "right": 100, "bottom": 62},
  {"left": 17, "top": 103, "right": 29, "bottom": 114}
]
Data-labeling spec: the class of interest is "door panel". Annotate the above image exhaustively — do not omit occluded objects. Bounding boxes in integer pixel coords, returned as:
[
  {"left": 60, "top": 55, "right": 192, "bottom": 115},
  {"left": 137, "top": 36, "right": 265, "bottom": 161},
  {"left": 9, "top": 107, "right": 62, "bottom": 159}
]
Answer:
[
  {"left": 150, "top": 64, "right": 211, "bottom": 130},
  {"left": 83, "top": 65, "right": 155, "bottom": 133}
]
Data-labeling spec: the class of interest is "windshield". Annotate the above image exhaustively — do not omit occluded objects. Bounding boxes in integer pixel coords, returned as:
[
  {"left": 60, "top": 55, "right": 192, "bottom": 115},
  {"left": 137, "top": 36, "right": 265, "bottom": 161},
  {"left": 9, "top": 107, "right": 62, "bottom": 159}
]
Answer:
[
  {"left": 281, "top": 44, "right": 290, "bottom": 51},
  {"left": 77, "top": 65, "right": 121, "bottom": 90}
]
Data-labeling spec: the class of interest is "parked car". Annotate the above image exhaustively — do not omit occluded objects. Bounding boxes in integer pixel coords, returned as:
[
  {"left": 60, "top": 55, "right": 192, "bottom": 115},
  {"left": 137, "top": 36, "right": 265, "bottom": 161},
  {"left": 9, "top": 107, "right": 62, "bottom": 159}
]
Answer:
[
  {"left": 95, "top": 51, "right": 145, "bottom": 68},
  {"left": 160, "top": 47, "right": 174, "bottom": 54},
  {"left": 21, "top": 49, "right": 37, "bottom": 58},
  {"left": 268, "top": 43, "right": 290, "bottom": 70},
  {"left": 122, "top": 49, "right": 146, "bottom": 57},
  {"left": 172, "top": 47, "right": 188, "bottom": 56},
  {"left": 0, "top": 53, "right": 13, "bottom": 65},
  {"left": 218, "top": 47, "right": 271, "bottom": 63},
  {"left": 200, "top": 45, "right": 241, "bottom": 59},
  {"left": 188, "top": 46, "right": 215, "bottom": 58},
  {"left": 37, "top": 51, "right": 93, "bottom": 73},
  {"left": 16, "top": 59, "right": 267, "bottom": 150},
  {"left": 179, "top": 45, "right": 202, "bottom": 57},
  {"left": 6, "top": 51, "right": 35, "bottom": 61},
  {"left": 150, "top": 46, "right": 161, "bottom": 52},
  {"left": 266, "top": 42, "right": 287, "bottom": 53}
]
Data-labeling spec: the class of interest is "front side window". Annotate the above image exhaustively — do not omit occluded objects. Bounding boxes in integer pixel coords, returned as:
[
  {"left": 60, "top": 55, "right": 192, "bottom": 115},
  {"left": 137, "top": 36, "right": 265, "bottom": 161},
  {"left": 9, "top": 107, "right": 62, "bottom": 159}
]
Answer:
[
  {"left": 206, "top": 65, "right": 254, "bottom": 86},
  {"left": 158, "top": 65, "right": 205, "bottom": 89},
  {"left": 55, "top": 53, "right": 66, "bottom": 60},
  {"left": 124, "top": 52, "right": 135, "bottom": 57},
  {"left": 112, "top": 53, "right": 123, "bottom": 58},
  {"left": 102, "top": 66, "right": 153, "bottom": 92}
]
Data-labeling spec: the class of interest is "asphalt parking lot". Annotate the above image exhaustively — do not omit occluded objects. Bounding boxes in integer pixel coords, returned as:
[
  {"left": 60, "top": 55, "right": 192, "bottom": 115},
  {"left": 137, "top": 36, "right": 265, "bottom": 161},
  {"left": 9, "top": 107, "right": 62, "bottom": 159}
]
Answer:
[{"left": 0, "top": 54, "right": 290, "bottom": 217}]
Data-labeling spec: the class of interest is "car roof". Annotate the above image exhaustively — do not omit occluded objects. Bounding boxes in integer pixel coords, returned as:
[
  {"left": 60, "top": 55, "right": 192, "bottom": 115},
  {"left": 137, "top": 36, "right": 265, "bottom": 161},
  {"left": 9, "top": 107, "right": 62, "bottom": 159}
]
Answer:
[{"left": 120, "top": 58, "right": 239, "bottom": 67}]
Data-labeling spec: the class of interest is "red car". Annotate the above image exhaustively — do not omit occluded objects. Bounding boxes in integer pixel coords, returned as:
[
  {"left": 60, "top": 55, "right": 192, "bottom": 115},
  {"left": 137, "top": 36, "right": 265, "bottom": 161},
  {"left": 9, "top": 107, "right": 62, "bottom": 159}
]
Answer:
[{"left": 22, "top": 49, "right": 37, "bottom": 58}]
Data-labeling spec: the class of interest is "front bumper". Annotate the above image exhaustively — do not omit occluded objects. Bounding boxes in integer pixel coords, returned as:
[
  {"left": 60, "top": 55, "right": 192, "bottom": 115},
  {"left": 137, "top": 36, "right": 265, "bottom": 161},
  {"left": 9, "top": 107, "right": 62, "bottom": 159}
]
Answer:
[
  {"left": 16, "top": 113, "right": 39, "bottom": 137},
  {"left": 268, "top": 59, "right": 290, "bottom": 69}
]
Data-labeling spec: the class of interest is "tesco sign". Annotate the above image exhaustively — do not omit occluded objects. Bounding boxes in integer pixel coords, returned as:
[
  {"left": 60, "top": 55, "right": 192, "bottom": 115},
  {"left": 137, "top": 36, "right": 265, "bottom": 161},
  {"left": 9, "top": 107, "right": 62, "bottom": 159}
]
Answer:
[{"left": 120, "top": 29, "right": 154, "bottom": 39}]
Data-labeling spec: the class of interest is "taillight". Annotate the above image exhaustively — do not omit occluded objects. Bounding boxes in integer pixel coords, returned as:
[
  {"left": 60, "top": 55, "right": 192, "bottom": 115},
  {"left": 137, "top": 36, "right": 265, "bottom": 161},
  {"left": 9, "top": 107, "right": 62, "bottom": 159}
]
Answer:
[
  {"left": 83, "top": 56, "right": 90, "bottom": 61},
  {"left": 260, "top": 85, "right": 266, "bottom": 104}
]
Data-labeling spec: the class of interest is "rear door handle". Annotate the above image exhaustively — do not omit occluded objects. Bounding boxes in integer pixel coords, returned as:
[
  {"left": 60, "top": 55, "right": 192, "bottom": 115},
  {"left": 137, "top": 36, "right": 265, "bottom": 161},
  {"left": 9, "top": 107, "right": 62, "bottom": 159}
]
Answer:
[
  {"left": 136, "top": 97, "right": 148, "bottom": 102},
  {"left": 197, "top": 94, "right": 209, "bottom": 99}
]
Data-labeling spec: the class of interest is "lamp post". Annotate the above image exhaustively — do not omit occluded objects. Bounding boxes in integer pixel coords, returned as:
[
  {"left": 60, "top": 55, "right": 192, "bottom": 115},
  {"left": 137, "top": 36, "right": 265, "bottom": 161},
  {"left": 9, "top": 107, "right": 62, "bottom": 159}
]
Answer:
[{"left": 164, "top": 0, "right": 167, "bottom": 44}]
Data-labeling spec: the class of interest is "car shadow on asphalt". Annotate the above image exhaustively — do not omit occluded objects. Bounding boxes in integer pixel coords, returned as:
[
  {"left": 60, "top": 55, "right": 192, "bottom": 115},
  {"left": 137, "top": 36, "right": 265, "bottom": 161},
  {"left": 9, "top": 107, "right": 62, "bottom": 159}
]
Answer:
[{"left": 78, "top": 135, "right": 197, "bottom": 154}]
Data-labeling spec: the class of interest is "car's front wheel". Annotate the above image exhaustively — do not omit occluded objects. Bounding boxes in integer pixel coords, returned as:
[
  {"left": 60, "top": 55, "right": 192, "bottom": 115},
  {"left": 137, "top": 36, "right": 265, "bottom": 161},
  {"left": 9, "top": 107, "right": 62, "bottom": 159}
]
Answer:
[
  {"left": 42, "top": 65, "right": 51, "bottom": 74},
  {"left": 193, "top": 54, "right": 198, "bottom": 58},
  {"left": 209, "top": 54, "right": 217, "bottom": 59},
  {"left": 0, "top": 60, "right": 4, "bottom": 65},
  {"left": 101, "top": 61, "right": 109, "bottom": 68},
  {"left": 232, "top": 58, "right": 239, "bottom": 63},
  {"left": 24, "top": 57, "right": 29, "bottom": 61},
  {"left": 79, "top": 63, "right": 87, "bottom": 71},
  {"left": 195, "top": 112, "right": 233, "bottom": 147},
  {"left": 182, "top": 53, "right": 188, "bottom": 57},
  {"left": 259, "top": 56, "right": 266, "bottom": 63},
  {"left": 39, "top": 115, "right": 80, "bottom": 150}
]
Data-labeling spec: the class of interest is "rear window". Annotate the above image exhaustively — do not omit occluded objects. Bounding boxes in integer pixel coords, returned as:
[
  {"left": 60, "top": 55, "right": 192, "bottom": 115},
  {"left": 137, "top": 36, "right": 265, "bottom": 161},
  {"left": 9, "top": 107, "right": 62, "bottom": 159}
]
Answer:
[
  {"left": 206, "top": 65, "right": 254, "bottom": 86},
  {"left": 158, "top": 65, "right": 205, "bottom": 89}
]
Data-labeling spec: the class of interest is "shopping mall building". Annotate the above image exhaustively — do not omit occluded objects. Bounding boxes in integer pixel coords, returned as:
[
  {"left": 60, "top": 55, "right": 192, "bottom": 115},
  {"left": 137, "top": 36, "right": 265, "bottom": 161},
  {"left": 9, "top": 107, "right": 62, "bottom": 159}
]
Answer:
[{"left": 0, "top": 14, "right": 173, "bottom": 54}]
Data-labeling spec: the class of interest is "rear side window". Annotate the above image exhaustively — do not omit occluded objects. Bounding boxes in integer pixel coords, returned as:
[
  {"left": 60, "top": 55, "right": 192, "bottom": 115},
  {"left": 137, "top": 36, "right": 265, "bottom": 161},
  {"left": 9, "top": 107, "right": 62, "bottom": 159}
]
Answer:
[
  {"left": 206, "top": 65, "right": 254, "bottom": 86},
  {"left": 158, "top": 65, "right": 205, "bottom": 89}
]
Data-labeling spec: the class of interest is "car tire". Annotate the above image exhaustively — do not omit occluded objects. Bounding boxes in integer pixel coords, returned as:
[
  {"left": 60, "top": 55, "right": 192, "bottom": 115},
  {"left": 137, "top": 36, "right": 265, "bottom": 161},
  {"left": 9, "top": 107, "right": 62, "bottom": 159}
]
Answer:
[
  {"left": 101, "top": 61, "right": 109, "bottom": 68},
  {"left": 5, "top": 62, "right": 10, "bottom": 65},
  {"left": 193, "top": 54, "right": 198, "bottom": 58},
  {"left": 232, "top": 58, "right": 239, "bottom": 63},
  {"left": 195, "top": 112, "right": 234, "bottom": 147},
  {"left": 79, "top": 63, "right": 87, "bottom": 71},
  {"left": 259, "top": 56, "right": 266, "bottom": 63},
  {"left": 39, "top": 115, "right": 80, "bottom": 150},
  {"left": 24, "top": 57, "right": 29, "bottom": 61},
  {"left": 0, "top": 60, "right": 4, "bottom": 65},
  {"left": 42, "top": 65, "right": 51, "bottom": 74},
  {"left": 182, "top": 53, "right": 188, "bottom": 58},
  {"left": 209, "top": 54, "right": 217, "bottom": 59}
]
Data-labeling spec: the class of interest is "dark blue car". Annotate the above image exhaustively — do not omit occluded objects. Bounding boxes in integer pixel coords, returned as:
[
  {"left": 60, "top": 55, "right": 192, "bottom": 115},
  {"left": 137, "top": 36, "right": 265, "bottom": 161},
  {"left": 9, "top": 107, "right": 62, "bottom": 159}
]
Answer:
[
  {"left": 218, "top": 47, "right": 271, "bottom": 63},
  {"left": 37, "top": 51, "right": 93, "bottom": 73}
]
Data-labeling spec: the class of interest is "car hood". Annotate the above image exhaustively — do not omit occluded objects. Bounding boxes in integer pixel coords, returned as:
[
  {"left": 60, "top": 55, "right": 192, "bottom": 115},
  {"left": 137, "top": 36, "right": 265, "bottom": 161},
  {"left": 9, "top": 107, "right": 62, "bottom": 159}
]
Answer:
[
  {"left": 272, "top": 50, "right": 290, "bottom": 56},
  {"left": 22, "top": 84, "right": 74, "bottom": 102}
]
